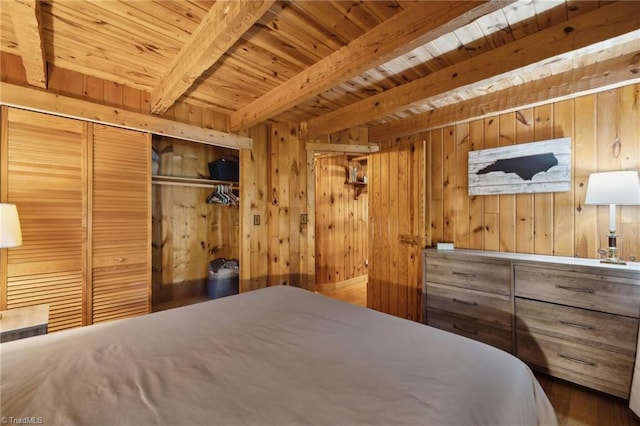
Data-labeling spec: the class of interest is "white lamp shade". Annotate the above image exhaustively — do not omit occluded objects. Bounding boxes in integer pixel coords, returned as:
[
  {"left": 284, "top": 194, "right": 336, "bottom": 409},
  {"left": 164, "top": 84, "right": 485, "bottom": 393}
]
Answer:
[
  {"left": 0, "top": 203, "right": 23, "bottom": 248},
  {"left": 585, "top": 171, "right": 640, "bottom": 206}
]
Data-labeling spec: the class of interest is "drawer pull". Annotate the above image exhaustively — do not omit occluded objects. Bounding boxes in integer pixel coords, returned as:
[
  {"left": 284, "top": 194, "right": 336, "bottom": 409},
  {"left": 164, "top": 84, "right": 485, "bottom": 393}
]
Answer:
[
  {"left": 556, "top": 285, "right": 595, "bottom": 294},
  {"left": 558, "top": 353, "right": 597, "bottom": 367},
  {"left": 559, "top": 320, "right": 594, "bottom": 330},
  {"left": 453, "top": 324, "right": 478, "bottom": 335},
  {"left": 452, "top": 271, "right": 475, "bottom": 278},
  {"left": 452, "top": 298, "right": 478, "bottom": 306},
  {"left": 117, "top": 257, "right": 126, "bottom": 263}
]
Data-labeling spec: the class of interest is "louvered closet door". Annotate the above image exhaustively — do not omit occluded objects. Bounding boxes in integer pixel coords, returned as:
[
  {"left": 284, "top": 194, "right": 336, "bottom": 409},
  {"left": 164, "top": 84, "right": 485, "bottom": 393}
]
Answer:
[
  {"left": 3, "top": 108, "right": 87, "bottom": 332},
  {"left": 91, "top": 125, "right": 150, "bottom": 323}
]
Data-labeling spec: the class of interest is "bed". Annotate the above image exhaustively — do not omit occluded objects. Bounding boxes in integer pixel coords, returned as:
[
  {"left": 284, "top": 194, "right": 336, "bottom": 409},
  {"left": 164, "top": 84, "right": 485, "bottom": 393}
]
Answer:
[{"left": 1, "top": 285, "right": 556, "bottom": 425}]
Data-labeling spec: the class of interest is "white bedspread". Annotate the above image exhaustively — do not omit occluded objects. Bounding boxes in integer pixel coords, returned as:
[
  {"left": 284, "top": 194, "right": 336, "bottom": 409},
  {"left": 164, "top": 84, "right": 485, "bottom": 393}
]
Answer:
[{"left": 1, "top": 286, "right": 556, "bottom": 425}]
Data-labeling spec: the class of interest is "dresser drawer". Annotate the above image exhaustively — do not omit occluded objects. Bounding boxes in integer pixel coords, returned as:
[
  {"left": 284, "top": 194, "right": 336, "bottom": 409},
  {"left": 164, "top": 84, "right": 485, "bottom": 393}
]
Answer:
[
  {"left": 428, "top": 309, "right": 512, "bottom": 353},
  {"left": 426, "top": 282, "right": 512, "bottom": 328},
  {"left": 515, "top": 298, "right": 638, "bottom": 355},
  {"left": 425, "top": 256, "right": 511, "bottom": 295},
  {"left": 517, "top": 331, "right": 634, "bottom": 398},
  {"left": 515, "top": 265, "right": 640, "bottom": 318}
]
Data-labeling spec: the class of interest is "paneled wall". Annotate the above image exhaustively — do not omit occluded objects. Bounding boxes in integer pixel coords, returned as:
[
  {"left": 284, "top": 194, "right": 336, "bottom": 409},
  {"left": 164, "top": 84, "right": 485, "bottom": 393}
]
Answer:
[
  {"left": 315, "top": 154, "right": 368, "bottom": 285},
  {"left": 239, "top": 123, "right": 371, "bottom": 292},
  {"left": 367, "top": 84, "right": 640, "bottom": 321},
  {"left": 239, "top": 125, "right": 270, "bottom": 290},
  {"left": 7, "top": 51, "right": 638, "bottom": 324},
  {"left": 240, "top": 123, "right": 312, "bottom": 290},
  {"left": 2, "top": 53, "right": 372, "bottom": 300},
  {"left": 423, "top": 84, "right": 640, "bottom": 261},
  {"left": 2, "top": 53, "right": 317, "bottom": 300}
]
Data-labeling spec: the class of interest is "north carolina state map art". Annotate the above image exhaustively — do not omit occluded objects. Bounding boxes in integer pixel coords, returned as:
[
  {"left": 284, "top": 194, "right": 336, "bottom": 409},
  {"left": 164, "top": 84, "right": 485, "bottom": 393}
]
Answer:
[
  {"left": 468, "top": 138, "right": 571, "bottom": 195},
  {"left": 475, "top": 152, "right": 559, "bottom": 181}
]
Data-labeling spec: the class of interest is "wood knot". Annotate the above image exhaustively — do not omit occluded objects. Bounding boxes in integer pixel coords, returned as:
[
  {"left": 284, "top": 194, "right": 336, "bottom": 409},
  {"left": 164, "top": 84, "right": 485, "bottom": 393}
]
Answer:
[{"left": 629, "top": 53, "right": 640, "bottom": 74}]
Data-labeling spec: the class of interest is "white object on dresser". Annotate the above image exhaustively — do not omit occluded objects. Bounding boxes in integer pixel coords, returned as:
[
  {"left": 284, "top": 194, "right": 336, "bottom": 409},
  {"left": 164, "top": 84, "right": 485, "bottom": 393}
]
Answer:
[
  {"left": 423, "top": 248, "right": 640, "bottom": 401},
  {"left": 436, "top": 242, "right": 455, "bottom": 250}
]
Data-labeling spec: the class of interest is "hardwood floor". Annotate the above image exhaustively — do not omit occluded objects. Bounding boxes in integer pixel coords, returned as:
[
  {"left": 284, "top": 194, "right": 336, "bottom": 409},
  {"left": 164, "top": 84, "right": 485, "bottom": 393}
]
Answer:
[
  {"left": 314, "top": 275, "right": 368, "bottom": 307},
  {"left": 535, "top": 372, "right": 640, "bottom": 426},
  {"left": 316, "top": 277, "right": 640, "bottom": 426}
]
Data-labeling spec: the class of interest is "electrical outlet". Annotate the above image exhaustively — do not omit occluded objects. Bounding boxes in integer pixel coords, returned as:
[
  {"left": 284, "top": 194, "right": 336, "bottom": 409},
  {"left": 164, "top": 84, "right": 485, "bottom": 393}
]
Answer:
[
  {"left": 300, "top": 214, "right": 308, "bottom": 224},
  {"left": 253, "top": 215, "right": 260, "bottom": 225}
]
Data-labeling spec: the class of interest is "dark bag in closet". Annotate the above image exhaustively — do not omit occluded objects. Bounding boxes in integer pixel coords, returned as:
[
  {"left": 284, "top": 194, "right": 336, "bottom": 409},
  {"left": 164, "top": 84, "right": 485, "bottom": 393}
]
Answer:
[{"left": 208, "top": 155, "right": 239, "bottom": 182}]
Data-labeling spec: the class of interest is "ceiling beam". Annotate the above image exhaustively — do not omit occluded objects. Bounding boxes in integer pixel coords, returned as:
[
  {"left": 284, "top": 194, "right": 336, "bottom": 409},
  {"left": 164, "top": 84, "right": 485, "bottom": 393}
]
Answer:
[
  {"left": 305, "top": 142, "right": 379, "bottom": 154},
  {"left": 7, "top": 0, "right": 47, "bottom": 88},
  {"left": 0, "top": 82, "right": 252, "bottom": 150},
  {"left": 150, "top": 0, "right": 275, "bottom": 115},
  {"left": 303, "top": 1, "right": 640, "bottom": 139},
  {"left": 229, "top": 1, "right": 510, "bottom": 132},
  {"left": 369, "top": 50, "right": 640, "bottom": 142}
]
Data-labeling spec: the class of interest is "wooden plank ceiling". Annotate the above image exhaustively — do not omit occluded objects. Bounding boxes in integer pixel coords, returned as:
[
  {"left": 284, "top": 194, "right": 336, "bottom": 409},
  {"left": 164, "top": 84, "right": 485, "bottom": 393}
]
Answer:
[{"left": 1, "top": 0, "right": 639, "bottom": 140}]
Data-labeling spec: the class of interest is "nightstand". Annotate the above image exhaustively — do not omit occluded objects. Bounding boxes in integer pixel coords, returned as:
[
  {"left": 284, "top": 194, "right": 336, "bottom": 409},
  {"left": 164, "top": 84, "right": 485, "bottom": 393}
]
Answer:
[{"left": 0, "top": 304, "right": 49, "bottom": 343}]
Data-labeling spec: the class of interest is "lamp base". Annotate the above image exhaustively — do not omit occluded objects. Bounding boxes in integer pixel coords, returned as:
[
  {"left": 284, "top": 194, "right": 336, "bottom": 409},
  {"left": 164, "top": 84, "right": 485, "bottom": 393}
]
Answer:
[
  {"left": 600, "top": 258, "right": 627, "bottom": 265},
  {"left": 600, "top": 232, "right": 625, "bottom": 264}
]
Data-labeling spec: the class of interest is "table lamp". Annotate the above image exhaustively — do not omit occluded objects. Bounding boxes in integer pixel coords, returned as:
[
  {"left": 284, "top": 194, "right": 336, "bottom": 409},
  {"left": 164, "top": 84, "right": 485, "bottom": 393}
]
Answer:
[
  {"left": 0, "top": 203, "right": 22, "bottom": 248},
  {"left": 585, "top": 170, "right": 640, "bottom": 264}
]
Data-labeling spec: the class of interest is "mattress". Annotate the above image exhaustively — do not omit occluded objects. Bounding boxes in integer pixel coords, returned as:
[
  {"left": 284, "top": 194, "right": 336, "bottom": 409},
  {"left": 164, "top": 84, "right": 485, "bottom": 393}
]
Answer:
[{"left": 0, "top": 285, "right": 556, "bottom": 425}]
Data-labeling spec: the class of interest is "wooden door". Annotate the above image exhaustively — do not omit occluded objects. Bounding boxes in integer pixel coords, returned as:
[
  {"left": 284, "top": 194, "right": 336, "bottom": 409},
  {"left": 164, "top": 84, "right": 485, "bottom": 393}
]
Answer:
[
  {"left": 90, "top": 124, "right": 150, "bottom": 323},
  {"left": 368, "top": 138, "right": 426, "bottom": 322},
  {"left": 1, "top": 107, "right": 87, "bottom": 331}
]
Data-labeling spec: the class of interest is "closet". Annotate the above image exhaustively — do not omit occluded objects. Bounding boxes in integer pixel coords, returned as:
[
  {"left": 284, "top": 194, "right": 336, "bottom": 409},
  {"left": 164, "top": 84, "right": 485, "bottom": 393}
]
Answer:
[
  {"left": 1, "top": 107, "right": 241, "bottom": 329},
  {"left": 1, "top": 106, "right": 150, "bottom": 331},
  {"left": 151, "top": 136, "right": 239, "bottom": 310}
]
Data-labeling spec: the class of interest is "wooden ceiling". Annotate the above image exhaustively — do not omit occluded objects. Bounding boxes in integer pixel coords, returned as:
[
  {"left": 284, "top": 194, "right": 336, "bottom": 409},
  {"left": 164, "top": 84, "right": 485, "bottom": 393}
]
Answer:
[{"left": 2, "top": 1, "right": 640, "bottom": 141}]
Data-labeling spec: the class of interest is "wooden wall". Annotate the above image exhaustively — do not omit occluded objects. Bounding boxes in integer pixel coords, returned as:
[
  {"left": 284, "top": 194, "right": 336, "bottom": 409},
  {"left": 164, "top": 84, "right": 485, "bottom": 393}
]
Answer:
[
  {"left": 423, "top": 84, "right": 640, "bottom": 261},
  {"left": 315, "top": 154, "right": 368, "bottom": 285},
  {"left": 152, "top": 136, "right": 239, "bottom": 306},
  {"left": 366, "top": 83, "right": 640, "bottom": 321},
  {"left": 2, "top": 53, "right": 372, "bottom": 302},
  {"left": 2, "top": 53, "right": 321, "bottom": 302},
  {"left": 239, "top": 124, "right": 372, "bottom": 293},
  {"left": 240, "top": 123, "right": 312, "bottom": 291},
  {"left": 7, "top": 51, "right": 638, "bottom": 324},
  {"left": 239, "top": 125, "right": 269, "bottom": 291}
]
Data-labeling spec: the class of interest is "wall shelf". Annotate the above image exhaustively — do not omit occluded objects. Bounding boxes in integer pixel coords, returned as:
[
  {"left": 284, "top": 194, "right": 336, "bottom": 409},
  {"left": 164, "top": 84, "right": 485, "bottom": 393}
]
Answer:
[
  {"left": 152, "top": 175, "right": 239, "bottom": 189},
  {"left": 346, "top": 181, "right": 367, "bottom": 199},
  {"left": 348, "top": 155, "right": 368, "bottom": 163}
]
